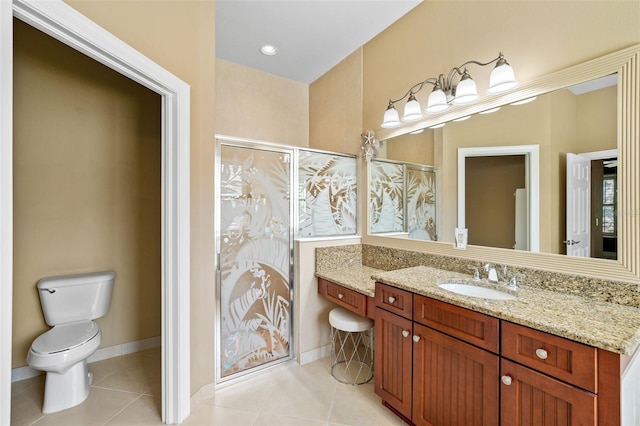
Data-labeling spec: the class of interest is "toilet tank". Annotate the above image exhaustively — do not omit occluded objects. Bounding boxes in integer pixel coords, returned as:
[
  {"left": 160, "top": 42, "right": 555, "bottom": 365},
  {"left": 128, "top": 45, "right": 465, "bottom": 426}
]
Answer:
[{"left": 37, "top": 271, "right": 116, "bottom": 326}]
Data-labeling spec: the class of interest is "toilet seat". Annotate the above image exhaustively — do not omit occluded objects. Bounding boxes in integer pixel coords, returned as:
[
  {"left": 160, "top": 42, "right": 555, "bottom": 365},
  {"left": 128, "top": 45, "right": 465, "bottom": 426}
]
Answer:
[{"left": 31, "top": 321, "right": 100, "bottom": 355}]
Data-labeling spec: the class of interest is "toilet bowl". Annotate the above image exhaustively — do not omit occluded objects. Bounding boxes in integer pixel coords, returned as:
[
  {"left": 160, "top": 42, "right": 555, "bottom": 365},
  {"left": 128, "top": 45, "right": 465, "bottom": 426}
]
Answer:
[
  {"left": 27, "top": 271, "right": 115, "bottom": 414},
  {"left": 27, "top": 321, "right": 102, "bottom": 413}
]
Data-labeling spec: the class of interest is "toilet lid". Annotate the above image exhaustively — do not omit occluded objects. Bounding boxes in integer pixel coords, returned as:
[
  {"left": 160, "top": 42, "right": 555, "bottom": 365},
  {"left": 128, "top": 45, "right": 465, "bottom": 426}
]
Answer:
[{"left": 31, "top": 321, "right": 100, "bottom": 355}]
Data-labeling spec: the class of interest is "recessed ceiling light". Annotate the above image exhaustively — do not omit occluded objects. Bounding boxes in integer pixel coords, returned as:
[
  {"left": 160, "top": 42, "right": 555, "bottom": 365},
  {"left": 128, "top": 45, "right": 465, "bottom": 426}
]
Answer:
[
  {"left": 429, "top": 123, "right": 446, "bottom": 129},
  {"left": 409, "top": 129, "right": 424, "bottom": 134},
  {"left": 453, "top": 115, "right": 471, "bottom": 122},
  {"left": 260, "top": 44, "right": 278, "bottom": 56}
]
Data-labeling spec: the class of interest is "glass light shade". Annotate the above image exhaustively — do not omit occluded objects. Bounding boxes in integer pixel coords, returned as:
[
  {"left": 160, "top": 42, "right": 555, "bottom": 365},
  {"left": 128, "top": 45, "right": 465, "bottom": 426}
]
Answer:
[
  {"left": 488, "top": 63, "right": 518, "bottom": 94},
  {"left": 381, "top": 105, "right": 400, "bottom": 128},
  {"left": 426, "top": 89, "right": 448, "bottom": 113},
  {"left": 402, "top": 95, "right": 423, "bottom": 122},
  {"left": 452, "top": 77, "right": 479, "bottom": 105}
]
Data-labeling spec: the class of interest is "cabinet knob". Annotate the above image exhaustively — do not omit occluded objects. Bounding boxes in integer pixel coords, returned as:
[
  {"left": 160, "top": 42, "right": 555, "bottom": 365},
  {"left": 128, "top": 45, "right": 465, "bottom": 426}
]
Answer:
[
  {"left": 402, "top": 330, "right": 410, "bottom": 338},
  {"left": 535, "top": 348, "right": 548, "bottom": 360},
  {"left": 338, "top": 293, "right": 344, "bottom": 300},
  {"left": 501, "top": 375, "right": 513, "bottom": 386},
  {"left": 388, "top": 296, "right": 396, "bottom": 304},
  {"left": 412, "top": 335, "right": 421, "bottom": 343}
]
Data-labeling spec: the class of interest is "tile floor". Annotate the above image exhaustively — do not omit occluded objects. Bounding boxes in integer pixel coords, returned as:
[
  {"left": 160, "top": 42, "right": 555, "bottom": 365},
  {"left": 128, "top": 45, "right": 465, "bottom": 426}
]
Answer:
[{"left": 11, "top": 348, "right": 404, "bottom": 426}]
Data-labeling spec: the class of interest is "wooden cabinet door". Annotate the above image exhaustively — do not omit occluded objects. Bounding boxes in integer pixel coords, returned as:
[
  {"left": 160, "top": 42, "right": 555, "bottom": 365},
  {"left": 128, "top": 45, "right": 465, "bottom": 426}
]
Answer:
[
  {"left": 374, "top": 307, "right": 413, "bottom": 420},
  {"left": 412, "top": 323, "right": 499, "bottom": 426},
  {"left": 500, "top": 359, "right": 596, "bottom": 426}
]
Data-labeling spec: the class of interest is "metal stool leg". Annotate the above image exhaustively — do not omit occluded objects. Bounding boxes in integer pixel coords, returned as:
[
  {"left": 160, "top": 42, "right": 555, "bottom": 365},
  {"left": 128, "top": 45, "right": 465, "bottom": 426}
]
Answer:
[{"left": 330, "top": 325, "right": 373, "bottom": 385}]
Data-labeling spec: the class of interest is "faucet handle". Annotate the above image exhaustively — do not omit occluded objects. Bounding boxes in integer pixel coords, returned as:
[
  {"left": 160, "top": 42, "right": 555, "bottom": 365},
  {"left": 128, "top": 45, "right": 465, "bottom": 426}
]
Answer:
[
  {"left": 508, "top": 273, "right": 526, "bottom": 289},
  {"left": 467, "top": 265, "right": 480, "bottom": 280}
]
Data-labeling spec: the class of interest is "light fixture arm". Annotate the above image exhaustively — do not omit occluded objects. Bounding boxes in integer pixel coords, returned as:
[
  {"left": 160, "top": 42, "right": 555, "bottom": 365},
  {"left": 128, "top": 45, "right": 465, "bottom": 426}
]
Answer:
[
  {"left": 381, "top": 52, "right": 517, "bottom": 128},
  {"left": 387, "top": 77, "right": 439, "bottom": 105}
]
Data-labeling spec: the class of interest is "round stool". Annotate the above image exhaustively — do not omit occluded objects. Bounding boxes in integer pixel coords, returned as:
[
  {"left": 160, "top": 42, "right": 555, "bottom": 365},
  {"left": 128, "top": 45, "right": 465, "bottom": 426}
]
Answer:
[{"left": 329, "top": 307, "right": 374, "bottom": 385}]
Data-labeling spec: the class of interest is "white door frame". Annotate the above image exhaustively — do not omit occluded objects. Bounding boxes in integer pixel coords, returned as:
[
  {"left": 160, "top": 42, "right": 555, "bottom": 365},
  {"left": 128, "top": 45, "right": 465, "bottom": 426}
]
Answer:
[
  {"left": 457, "top": 145, "right": 540, "bottom": 252},
  {"left": 1, "top": 1, "right": 191, "bottom": 424}
]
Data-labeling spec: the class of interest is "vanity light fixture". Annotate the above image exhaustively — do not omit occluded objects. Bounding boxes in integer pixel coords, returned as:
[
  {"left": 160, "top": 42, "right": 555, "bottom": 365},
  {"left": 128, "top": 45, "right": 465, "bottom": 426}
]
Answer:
[{"left": 381, "top": 52, "right": 518, "bottom": 128}]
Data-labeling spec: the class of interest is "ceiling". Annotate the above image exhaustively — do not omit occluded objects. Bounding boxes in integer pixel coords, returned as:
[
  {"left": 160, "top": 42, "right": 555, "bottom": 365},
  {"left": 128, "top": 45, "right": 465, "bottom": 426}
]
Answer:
[{"left": 215, "top": 0, "right": 422, "bottom": 84}]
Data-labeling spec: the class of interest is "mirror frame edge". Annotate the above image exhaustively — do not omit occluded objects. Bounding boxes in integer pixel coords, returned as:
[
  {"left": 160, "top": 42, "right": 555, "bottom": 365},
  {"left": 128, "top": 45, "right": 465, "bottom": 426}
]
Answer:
[{"left": 364, "top": 44, "right": 640, "bottom": 284}]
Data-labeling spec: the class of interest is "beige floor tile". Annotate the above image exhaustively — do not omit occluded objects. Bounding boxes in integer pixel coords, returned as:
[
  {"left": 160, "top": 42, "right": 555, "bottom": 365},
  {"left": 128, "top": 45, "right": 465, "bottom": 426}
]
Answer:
[
  {"left": 274, "top": 359, "right": 337, "bottom": 394},
  {"left": 329, "top": 382, "right": 401, "bottom": 426},
  {"left": 253, "top": 412, "right": 329, "bottom": 426},
  {"left": 11, "top": 373, "right": 44, "bottom": 397},
  {"left": 31, "top": 387, "right": 139, "bottom": 426},
  {"left": 208, "top": 371, "right": 278, "bottom": 412},
  {"left": 183, "top": 404, "right": 257, "bottom": 426},
  {"left": 93, "top": 355, "right": 160, "bottom": 394},
  {"left": 10, "top": 376, "right": 46, "bottom": 426},
  {"left": 105, "top": 395, "right": 163, "bottom": 425},
  {"left": 260, "top": 381, "right": 335, "bottom": 423},
  {"left": 89, "top": 353, "right": 143, "bottom": 385},
  {"left": 11, "top": 350, "right": 406, "bottom": 426}
]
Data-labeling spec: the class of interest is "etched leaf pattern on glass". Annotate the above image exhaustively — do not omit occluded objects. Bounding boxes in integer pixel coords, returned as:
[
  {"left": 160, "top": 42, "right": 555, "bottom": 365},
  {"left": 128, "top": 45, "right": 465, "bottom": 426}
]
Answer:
[
  {"left": 406, "top": 168, "right": 437, "bottom": 241},
  {"left": 369, "top": 160, "right": 404, "bottom": 233},
  {"left": 298, "top": 151, "right": 357, "bottom": 237},
  {"left": 219, "top": 146, "right": 291, "bottom": 377}
]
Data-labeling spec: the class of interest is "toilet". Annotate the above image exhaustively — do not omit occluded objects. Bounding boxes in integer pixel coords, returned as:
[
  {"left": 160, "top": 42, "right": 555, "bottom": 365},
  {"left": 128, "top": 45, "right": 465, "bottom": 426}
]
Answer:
[{"left": 27, "top": 271, "right": 116, "bottom": 414}]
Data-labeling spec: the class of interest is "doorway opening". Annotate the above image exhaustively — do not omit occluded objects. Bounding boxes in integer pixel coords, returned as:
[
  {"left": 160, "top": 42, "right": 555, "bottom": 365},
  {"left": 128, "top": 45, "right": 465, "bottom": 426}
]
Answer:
[{"left": 1, "top": 1, "right": 191, "bottom": 423}]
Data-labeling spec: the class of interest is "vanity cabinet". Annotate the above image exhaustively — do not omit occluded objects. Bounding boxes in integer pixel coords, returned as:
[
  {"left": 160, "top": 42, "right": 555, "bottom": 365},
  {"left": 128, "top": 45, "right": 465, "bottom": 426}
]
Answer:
[
  {"left": 317, "top": 277, "right": 369, "bottom": 317},
  {"left": 500, "top": 321, "right": 599, "bottom": 425},
  {"left": 318, "top": 277, "right": 633, "bottom": 425},
  {"left": 374, "top": 306, "right": 413, "bottom": 419},
  {"left": 374, "top": 283, "right": 499, "bottom": 425}
]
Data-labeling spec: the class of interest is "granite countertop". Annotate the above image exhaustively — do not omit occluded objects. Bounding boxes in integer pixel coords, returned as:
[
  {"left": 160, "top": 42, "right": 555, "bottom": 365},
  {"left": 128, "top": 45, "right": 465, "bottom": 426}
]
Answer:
[
  {"left": 317, "top": 264, "right": 640, "bottom": 356},
  {"left": 316, "top": 265, "right": 379, "bottom": 297}
]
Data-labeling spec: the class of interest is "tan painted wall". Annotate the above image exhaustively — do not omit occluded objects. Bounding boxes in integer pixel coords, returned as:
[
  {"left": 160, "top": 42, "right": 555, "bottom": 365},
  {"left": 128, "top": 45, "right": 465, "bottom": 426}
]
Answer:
[
  {"left": 362, "top": 1, "right": 640, "bottom": 133},
  {"left": 63, "top": 0, "right": 216, "bottom": 394},
  {"left": 12, "top": 20, "right": 161, "bottom": 369},
  {"left": 216, "top": 59, "right": 309, "bottom": 147},
  {"left": 385, "top": 130, "right": 434, "bottom": 166},
  {"left": 309, "top": 49, "right": 362, "bottom": 154}
]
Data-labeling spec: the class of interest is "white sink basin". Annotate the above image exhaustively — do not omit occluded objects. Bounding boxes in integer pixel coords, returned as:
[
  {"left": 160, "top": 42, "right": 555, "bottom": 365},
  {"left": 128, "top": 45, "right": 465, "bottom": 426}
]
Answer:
[{"left": 438, "top": 281, "right": 516, "bottom": 301}]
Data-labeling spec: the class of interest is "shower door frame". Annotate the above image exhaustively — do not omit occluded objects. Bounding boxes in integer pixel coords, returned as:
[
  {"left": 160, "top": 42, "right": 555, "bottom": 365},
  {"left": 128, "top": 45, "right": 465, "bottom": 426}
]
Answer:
[{"left": 215, "top": 135, "right": 295, "bottom": 385}]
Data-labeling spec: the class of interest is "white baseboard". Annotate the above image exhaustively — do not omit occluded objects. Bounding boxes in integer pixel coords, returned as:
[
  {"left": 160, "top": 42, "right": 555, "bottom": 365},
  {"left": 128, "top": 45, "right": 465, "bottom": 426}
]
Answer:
[
  {"left": 299, "top": 344, "right": 331, "bottom": 365},
  {"left": 11, "top": 336, "right": 161, "bottom": 383}
]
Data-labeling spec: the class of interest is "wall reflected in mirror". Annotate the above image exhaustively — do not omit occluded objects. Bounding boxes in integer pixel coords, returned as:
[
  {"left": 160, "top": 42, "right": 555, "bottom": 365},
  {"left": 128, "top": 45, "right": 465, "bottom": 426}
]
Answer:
[{"left": 374, "top": 74, "right": 618, "bottom": 260}]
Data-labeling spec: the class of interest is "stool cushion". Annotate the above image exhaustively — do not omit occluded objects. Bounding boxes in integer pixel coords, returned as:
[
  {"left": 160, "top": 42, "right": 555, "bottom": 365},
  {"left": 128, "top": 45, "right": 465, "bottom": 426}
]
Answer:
[{"left": 329, "top": 307, "right": 373, "bottom": 332}]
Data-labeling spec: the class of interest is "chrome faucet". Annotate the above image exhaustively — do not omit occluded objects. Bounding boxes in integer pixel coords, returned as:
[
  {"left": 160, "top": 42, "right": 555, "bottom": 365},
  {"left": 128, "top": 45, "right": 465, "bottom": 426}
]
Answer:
[{"left": 484, "top": 263, "right": 499, "bottom": 283}]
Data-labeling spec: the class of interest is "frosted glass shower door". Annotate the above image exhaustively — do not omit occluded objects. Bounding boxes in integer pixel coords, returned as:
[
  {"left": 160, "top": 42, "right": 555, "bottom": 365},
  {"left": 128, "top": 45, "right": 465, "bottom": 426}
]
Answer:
[{"left": 217, "top": 141, "right": 293, "bottom": 382}]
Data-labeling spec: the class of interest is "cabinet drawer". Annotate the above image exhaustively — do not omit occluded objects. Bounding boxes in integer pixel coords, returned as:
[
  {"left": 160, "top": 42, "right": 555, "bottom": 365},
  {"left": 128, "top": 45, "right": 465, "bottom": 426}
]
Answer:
[
  {"left": 501, "top": 321, "right": 597, "bottom": 393},
  {"left": 318, "top": 277, "right": 367, "bottom": 317},
  {"left": 413, "top": 294, "right": 499, "bottom": 353},
  {"left": 500, "top": 358, "right": 596, "bottom": 425},
  {"left": 375, "top": 282, "right": 413, "bottom": 319}
]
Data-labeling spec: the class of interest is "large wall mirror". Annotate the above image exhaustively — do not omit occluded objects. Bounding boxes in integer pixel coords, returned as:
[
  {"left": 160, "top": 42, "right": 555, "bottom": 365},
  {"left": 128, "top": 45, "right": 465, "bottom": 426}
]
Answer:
[{"left": 365, "top": 45, "right": 640, "bottom": 284}]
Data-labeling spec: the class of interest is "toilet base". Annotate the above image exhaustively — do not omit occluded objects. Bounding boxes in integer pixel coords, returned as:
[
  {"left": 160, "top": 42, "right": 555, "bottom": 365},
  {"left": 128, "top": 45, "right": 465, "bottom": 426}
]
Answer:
[{"left": 42, "top": 360, "right": 92, "bottom": 414}]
